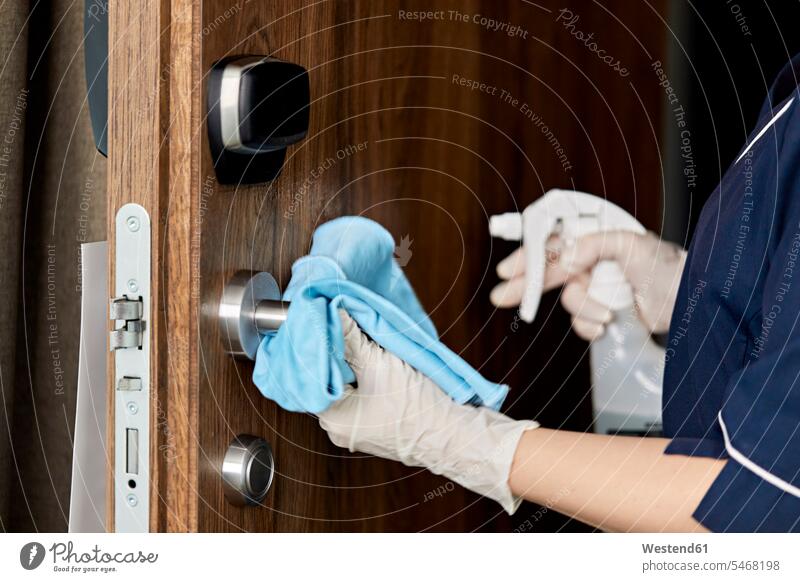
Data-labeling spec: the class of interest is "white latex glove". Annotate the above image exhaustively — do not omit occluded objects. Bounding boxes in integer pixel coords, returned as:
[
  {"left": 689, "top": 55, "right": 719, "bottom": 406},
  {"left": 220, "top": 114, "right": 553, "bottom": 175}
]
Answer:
[
  {"left": 490, "top": 230, "right": 686, "bottom": 341},
  {"left": 319, "top": 312, "right": 539, "bottom": 514}
]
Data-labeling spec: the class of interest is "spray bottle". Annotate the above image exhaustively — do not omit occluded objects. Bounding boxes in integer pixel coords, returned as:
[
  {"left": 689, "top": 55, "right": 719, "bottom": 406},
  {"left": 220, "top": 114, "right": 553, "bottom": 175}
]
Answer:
[{"left": 490, "top": 189, "right": 664, "bottom": 435}]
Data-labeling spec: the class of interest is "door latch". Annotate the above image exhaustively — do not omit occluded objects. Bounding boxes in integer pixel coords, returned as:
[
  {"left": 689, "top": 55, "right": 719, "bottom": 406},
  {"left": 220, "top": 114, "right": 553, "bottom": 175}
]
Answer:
[
  {"left": 112, "top": 203, "right": 151, "bottom": 532},
  {"left": 109, "top": 297, "right": 143, "bottom": 349}
]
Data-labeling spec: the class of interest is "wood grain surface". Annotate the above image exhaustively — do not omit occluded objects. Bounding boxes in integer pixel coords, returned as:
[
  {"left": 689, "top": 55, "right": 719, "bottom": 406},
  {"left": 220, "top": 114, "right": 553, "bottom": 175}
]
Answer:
[
  {"left": 107, "top": 0, "right": 167, "bottom": 533},
  {"left": 109, "top": 0, "right": 668, "bottom": 532}
]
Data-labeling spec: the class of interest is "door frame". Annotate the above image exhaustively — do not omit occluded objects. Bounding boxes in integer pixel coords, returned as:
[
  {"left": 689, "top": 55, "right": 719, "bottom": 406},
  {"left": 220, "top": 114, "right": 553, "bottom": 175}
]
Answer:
[{"left": 107, "top": 0, "right": 201, "bottom": 532}]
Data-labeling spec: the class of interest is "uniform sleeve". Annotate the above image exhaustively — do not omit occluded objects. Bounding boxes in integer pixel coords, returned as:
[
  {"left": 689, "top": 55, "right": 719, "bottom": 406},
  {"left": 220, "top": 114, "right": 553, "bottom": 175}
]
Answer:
[{"left": 693, "top": 143, "right": 800, "bottom": 532}]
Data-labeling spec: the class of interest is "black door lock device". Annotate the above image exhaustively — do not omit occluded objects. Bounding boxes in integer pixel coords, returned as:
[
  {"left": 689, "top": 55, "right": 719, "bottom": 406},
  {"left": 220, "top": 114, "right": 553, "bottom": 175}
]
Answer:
[{"left": 207, "top": 56, "right": 311, "bottom": 185}]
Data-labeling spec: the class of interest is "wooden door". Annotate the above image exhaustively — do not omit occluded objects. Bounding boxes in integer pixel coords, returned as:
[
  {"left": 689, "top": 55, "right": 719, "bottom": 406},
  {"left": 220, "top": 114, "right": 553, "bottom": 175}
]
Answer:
[{"left": 107, "top": 0, "right": 668, "bottom": 532}]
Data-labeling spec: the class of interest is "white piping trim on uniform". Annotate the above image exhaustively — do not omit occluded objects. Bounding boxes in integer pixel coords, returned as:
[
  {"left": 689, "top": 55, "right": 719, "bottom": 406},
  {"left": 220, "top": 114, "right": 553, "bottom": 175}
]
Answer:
[
  {"left": 735, "top": 97, "right": 795, "bottom": 165},
  {"left": 718, "top": 412, "right": 800, "bottom": 499}
]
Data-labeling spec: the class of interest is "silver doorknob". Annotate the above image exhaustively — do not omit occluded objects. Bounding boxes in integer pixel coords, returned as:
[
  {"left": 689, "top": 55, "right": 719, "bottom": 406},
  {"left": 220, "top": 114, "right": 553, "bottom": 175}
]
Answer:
[
  {"left": 221, "top": 434, "right": 275, "bottom": 506},
  {"left": 219, "top": 270, "right": 290, "bottom": 360}
]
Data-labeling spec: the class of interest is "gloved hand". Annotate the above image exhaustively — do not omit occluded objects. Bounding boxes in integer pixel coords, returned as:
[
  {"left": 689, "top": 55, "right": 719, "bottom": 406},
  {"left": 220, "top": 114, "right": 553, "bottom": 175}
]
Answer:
[
  {"left": 319, "top": 312, "right": 539, "bottom": 514},
  {"left": 490, "top": 230, "right": 686, "bottom": 340}
]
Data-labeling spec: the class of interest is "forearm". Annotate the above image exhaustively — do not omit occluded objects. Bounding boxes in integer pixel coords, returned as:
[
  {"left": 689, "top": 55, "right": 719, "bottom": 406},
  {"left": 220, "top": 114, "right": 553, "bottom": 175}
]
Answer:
[{"left": 508, "top": 428, "right": 724, "bottom": 532}]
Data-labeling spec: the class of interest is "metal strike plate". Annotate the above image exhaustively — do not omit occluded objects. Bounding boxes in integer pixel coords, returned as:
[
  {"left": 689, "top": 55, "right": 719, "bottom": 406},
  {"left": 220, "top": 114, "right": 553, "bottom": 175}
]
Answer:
[{"left": 113, "top": 203, "right": 151, "bottom": 532}]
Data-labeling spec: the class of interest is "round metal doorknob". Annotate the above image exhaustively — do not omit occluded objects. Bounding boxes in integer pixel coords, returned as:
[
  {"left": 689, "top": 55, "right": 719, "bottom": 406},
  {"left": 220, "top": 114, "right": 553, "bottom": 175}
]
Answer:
[
  {"left": 218, "top": 270, "right": 289, "bottom": 360},
  {"left": 221, "top": 434, "right": 275, "bottom": 506}
]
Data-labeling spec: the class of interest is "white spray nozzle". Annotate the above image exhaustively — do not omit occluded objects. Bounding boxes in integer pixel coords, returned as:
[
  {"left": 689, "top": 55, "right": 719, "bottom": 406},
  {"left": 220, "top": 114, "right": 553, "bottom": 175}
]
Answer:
[
  {"left": 490, "top": 189, "right": 645, "bottom": 322},
  {"left": 489, "top": 214, "right": 523, "bottom": 240}
]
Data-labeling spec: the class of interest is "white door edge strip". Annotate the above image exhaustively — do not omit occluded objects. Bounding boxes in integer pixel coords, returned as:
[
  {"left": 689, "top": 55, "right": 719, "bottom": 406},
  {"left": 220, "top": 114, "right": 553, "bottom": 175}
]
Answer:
[
  {"left": 718, "top": 412, "right": 800, "bottom": 498},
  {"left": 735, "top": 97, "right": 795, "bottom": 165}
]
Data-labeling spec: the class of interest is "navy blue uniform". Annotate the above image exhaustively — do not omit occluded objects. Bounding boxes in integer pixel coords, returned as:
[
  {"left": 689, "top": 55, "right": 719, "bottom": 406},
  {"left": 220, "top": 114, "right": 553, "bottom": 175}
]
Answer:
[{"left": 664, "top": 54, "right": 800, "bottom": 531}]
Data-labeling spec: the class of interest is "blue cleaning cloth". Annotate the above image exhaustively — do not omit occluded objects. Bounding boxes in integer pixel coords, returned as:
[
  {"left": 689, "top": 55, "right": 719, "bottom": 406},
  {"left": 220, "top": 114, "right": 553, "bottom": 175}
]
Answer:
[{"left": 253, "top": 216, "right": 509, "bottom": 414}]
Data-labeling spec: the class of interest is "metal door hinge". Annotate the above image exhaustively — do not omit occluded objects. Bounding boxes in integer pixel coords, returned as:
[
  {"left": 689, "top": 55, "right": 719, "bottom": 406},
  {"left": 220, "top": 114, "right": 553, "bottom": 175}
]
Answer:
[{"left": 113, "top": 203, "right": 151, "bottom": 532}]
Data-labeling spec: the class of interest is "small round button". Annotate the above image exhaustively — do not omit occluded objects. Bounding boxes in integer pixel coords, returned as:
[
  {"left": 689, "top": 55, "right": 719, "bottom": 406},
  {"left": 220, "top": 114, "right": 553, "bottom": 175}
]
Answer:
[{"left": 222, "top": 434, "right": 275, "bottom": 506}]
